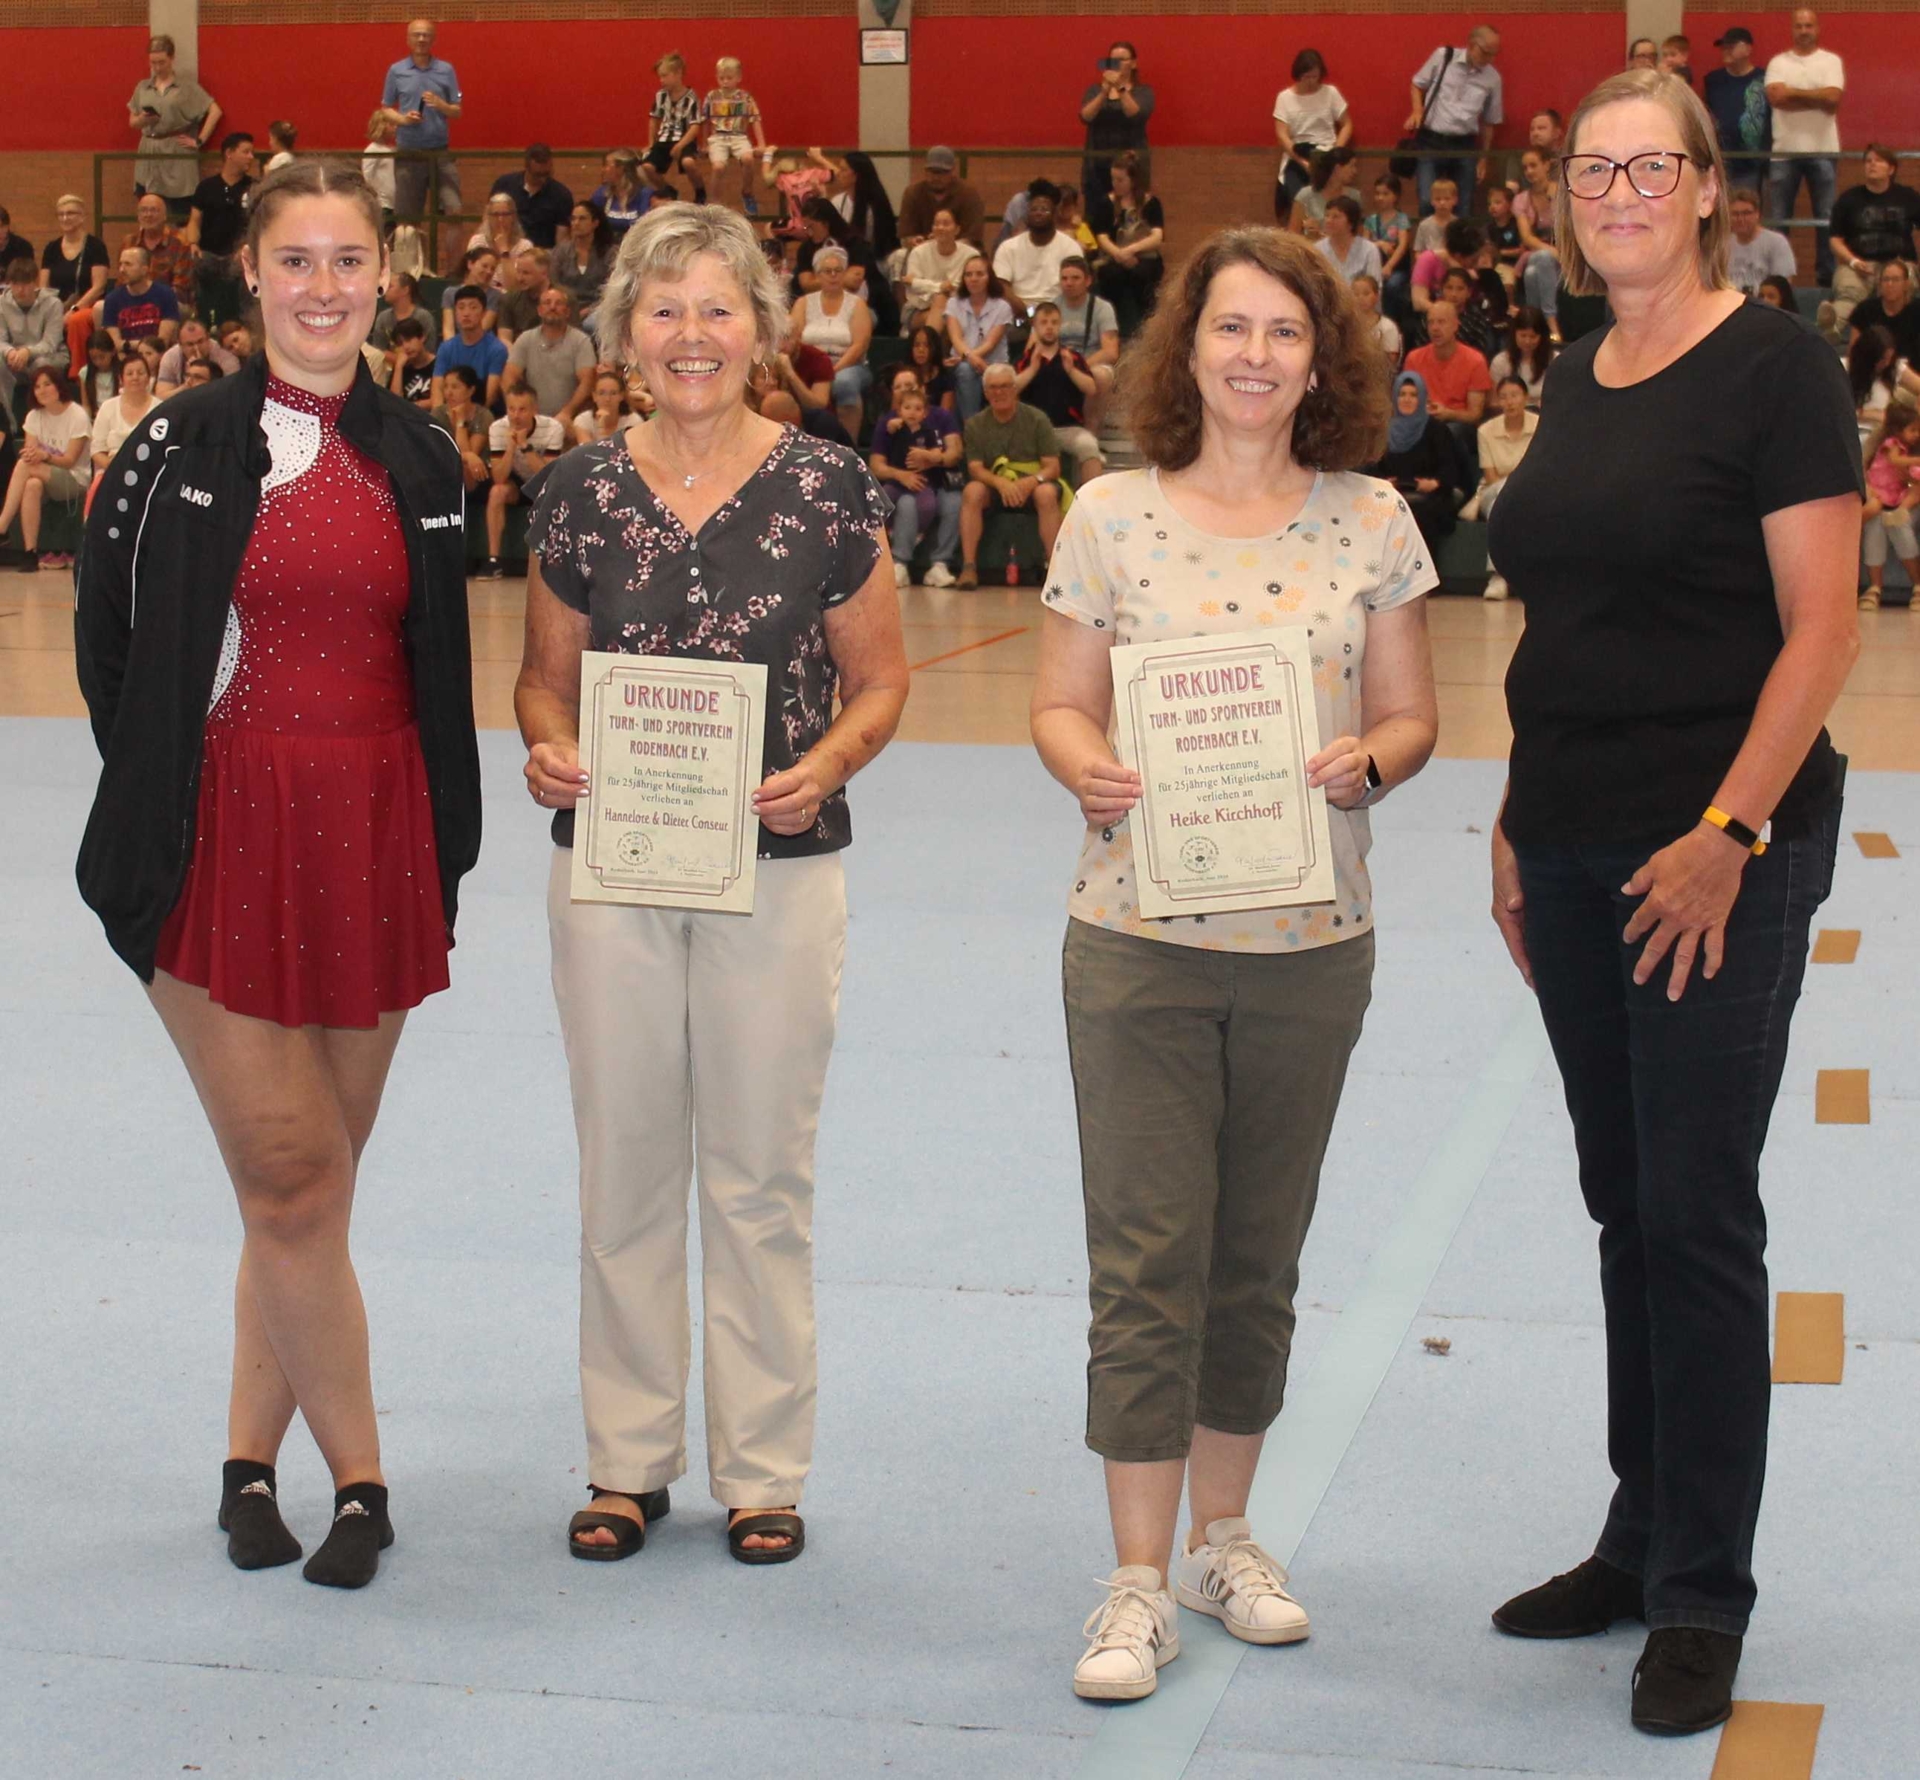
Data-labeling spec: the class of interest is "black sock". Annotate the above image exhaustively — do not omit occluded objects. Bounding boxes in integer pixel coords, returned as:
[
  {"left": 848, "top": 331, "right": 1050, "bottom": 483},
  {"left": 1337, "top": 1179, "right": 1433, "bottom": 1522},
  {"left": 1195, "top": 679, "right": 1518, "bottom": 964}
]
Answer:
[
  {"left": 219, "top": 1459, "right": 302, "bottom": 1571},
  {"left": 302, "top": 1482, "right": 392, "bottom": 1589}
]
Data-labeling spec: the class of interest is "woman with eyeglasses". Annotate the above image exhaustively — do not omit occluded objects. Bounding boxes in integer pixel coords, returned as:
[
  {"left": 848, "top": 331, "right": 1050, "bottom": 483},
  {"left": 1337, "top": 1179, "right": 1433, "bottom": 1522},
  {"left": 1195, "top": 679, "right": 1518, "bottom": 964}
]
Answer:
[{"left": 1482, "top": 71, "right": 1862, "bottom": 1738}]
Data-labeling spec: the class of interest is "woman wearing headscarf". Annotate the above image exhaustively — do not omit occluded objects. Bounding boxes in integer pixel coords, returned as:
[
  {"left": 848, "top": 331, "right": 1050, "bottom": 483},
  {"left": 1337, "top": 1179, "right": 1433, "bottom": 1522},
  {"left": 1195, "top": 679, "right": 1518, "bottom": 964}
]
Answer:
[{"left": 1370, "top": 369, "right": 1460, "bottom": 551}]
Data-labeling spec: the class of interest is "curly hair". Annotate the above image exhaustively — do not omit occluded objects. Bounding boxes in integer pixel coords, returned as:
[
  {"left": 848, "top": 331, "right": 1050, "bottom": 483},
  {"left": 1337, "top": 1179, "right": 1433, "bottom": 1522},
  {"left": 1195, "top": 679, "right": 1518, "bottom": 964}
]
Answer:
[{"left": 1124, "top": 226, "right": 1389, "bottom": 474}]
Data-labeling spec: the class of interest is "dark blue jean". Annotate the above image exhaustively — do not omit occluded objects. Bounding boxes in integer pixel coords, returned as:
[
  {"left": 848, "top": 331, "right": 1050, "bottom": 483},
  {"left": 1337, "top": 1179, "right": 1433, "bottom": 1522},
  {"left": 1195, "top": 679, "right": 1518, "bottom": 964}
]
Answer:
[{"left": 1513, "top": 799, "right": 1840, "bottom": 1634}]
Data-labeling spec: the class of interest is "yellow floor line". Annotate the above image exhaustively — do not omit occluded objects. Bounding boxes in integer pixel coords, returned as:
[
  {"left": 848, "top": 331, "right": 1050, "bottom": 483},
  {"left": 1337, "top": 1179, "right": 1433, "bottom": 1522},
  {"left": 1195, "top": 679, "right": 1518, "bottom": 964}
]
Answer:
[
  {"left": 1810, "top": 929, "right": 1860, "bottom": 964},
  {"left": 1711, "top": 1700, "right": 1825, "bottom": 1778},
  {"left": 1773, "top": 1293, "right": 1846, "bottom": 1385},
  {"left": 1814, "top": 1069, "right": 1870, "bottom": 1124},
  {"left": 1852, "top": 831, "right": 1900, "bottom": 858}
]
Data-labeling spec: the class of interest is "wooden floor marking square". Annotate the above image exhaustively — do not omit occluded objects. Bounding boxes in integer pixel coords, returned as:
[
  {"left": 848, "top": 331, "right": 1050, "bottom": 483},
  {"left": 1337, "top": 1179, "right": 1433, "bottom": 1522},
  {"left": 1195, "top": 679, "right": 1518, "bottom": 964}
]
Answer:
[
  {"left": 1710, "top": 1700, "right": 1824, "bottom": 1779},
  {"left": 1773, "top": 1293, "right": 1845, "bottom": 1385},
  {"left": 1852, "top": 831, "right": 1899, "bottom": 858},
  {"left": 1815, "top": 1069, "right": 1870, "bottom": 1124},
  {"left": 1810, "top": 929, "right": 1860, "bottom": 964}
]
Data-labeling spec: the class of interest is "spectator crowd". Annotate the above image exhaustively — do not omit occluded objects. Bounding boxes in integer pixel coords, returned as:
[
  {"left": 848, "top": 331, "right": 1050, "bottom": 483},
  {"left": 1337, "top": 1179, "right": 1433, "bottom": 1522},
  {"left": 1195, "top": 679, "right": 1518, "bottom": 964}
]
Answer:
[{"left": 3, "top": 9, "right": 1914, "bottom": 593}]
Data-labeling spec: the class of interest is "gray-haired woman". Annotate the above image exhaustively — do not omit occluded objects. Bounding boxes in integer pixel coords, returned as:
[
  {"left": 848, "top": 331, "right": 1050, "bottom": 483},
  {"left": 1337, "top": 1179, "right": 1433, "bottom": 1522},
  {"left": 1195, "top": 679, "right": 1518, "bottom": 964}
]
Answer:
[{"left": 516, "top": 204, "right": 908, "bottom": 1566}]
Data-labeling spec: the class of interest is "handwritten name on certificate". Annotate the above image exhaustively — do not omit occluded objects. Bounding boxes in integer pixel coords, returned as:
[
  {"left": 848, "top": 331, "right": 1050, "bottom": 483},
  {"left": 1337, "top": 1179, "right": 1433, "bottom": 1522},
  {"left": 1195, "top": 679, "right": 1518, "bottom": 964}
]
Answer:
[
  {"left": 572, "top": 651, "right": 768, "bottom": 914},
  {"left": 1110, "top": 629, "right": 1335, "bottom": 918}
]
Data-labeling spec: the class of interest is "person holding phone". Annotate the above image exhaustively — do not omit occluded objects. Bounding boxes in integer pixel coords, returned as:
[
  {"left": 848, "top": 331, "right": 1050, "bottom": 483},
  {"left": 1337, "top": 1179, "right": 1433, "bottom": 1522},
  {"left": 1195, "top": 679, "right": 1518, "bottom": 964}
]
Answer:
[
  {"left": 129, "top": 33, "right": 221, "bottom": 223},
  {"left": 1080, "top": 42, "right": 1154, "bottom": 219}
]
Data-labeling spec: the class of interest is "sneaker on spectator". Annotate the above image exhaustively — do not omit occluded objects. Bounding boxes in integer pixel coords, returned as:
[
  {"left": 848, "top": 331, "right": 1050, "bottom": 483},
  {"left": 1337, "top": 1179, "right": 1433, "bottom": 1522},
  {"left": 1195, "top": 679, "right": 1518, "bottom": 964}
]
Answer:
[
  {"left": 955, "top": 564, "right": 979, "bottom": 590},
  {"left": 480, "top": 557, "right": 507, "bottom": 580},
  {"left": 1073, "top": 1566, "right": 1179, "bottom": 1700},
  {"left": 1484, "top": 574, "right": 1510, "bottom": 601},
  {"left": 892, "top": 559, "right": 909, "bottom": 588},
  {"left": 1175, "top": 1518, "right": 1310, "bottom": 1645},
  {"left": 924, "top": 560, "right": 957, "bottom": 588},
  {"left": 1858, "top": 592, "right": 1880, "bottom": 610},
  {"left": 38, "top": 552, "right": 71, "bottom": 571}
]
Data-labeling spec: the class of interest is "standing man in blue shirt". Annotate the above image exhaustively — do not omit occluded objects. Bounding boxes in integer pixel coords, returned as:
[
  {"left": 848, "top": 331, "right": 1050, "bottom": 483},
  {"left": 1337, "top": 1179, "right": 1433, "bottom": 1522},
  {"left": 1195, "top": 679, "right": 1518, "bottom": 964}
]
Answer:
[
  {"left": 381, "top": 18, "right": 463, "bottom": 225},
  {"left": 1404, "top": 26, "right": 1504, "bottom": 215}
]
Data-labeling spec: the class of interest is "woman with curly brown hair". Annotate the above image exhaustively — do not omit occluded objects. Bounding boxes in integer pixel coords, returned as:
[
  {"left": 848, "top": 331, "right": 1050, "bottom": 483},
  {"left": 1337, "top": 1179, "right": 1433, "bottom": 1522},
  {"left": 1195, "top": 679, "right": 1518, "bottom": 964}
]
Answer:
[{"left": 1030, "top": 226, "right": 1438, "bottom": 1702}]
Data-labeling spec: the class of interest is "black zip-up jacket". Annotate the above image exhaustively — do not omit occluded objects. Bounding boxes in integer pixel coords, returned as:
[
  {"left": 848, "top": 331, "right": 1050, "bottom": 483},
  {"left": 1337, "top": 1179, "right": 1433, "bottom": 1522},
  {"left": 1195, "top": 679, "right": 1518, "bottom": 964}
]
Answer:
[{"left": 74, "top": 353, "right": 483, "bottom": 981}]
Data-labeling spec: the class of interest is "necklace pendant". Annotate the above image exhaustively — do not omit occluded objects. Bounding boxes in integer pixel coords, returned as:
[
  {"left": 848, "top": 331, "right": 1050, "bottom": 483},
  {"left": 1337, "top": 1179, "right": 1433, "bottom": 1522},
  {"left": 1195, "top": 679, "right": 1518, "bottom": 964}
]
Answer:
[{"left": 684, "top": 472, "right": 697, "bottom": 488}]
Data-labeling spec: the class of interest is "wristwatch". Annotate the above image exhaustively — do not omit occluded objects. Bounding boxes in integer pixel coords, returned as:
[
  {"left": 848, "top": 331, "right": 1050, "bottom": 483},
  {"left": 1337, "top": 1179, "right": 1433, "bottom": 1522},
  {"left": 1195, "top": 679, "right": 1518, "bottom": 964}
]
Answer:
[{"left": 1352, "top": 754, "right": 1385, "bottom": 809}]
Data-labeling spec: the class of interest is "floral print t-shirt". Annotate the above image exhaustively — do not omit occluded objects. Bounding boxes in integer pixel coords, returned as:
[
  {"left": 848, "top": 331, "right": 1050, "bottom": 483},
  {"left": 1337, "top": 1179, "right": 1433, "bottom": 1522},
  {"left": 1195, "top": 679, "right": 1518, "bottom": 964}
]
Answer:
[
  {"left": 1042, "top": 466, "right": 1435, "bottom": 953},
  {"left": 530, "top": 425, "right": 889, "bottom": 860}
]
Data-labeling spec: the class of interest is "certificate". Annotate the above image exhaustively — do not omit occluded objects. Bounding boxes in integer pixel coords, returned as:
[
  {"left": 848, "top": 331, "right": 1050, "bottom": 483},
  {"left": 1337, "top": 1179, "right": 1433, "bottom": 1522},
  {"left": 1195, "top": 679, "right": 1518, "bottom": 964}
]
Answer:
[
  {"left": 572, "top": 651, "right": 767, "bottom": 913},
  {"left": 1109, "top": 628, "right": 1335, "bottom": 919}
]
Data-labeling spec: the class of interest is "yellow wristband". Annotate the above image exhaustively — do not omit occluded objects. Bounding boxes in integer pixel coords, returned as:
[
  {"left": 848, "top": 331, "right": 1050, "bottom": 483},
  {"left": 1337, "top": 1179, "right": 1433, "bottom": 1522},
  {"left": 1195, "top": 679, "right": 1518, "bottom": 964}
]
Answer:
[{"left": 1703, "top": 806, "right": 1766, "bottom": 856}]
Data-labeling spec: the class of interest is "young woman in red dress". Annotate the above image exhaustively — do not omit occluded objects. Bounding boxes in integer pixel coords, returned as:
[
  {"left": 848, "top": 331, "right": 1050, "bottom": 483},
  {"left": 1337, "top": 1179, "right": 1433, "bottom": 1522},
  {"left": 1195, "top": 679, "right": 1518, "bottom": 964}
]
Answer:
[{"left": 75, "top": 163, "right": 481, "bottom": 1589}]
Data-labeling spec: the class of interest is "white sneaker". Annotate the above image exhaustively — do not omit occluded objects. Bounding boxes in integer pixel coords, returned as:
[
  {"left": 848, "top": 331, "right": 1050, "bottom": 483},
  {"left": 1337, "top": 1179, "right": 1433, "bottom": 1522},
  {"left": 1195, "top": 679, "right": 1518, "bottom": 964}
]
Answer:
[
  {"left": 1175, "top": 1518, "right": 1310, "bottom": 1645},
  {"left": 1073, "top": 1565, "right": 1180, "bottom": 1700},
  {"left": 923, "top": 560, "right": 957, "bottom": 588},
  {"left": 1483, "top": 574, "right": 1510, "bottom": 601},
  {"left": 892, "top": 559, "right": 910, "bottom": 588}
]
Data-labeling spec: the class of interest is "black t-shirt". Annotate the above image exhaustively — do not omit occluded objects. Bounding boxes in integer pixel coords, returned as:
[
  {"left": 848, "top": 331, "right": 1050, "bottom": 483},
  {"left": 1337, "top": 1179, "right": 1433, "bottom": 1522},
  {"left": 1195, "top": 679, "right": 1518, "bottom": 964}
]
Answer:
[
  {"left": 0, "top": 233, "right": 35, "bottom": 275},
  {"left": 1016, "top": 344, "right": 1089, "bottom": 427},
  {"left": 1847, "top": 294, "right": 1920, "bottom": 363},
  {"left": 1490, "top": 302, "right": 1861, "bottom": 846},
  {"left": 490, "top": 172, "right": 575, "bottom": 249},
  {"left": 398, "top": 361, "right": 435, "bottom": 405},
  {"left": 191, "top": 174, "right": 253, "bottom": 256},
  {"left": 40, "top": 235, "right": 109, "bottom": 304},
  {"left": 1828, "top": 181, "right": 1920, "bottom": 266},
  {"left": 1486, "top": 216, "right": 1523, "bottom": 262}
]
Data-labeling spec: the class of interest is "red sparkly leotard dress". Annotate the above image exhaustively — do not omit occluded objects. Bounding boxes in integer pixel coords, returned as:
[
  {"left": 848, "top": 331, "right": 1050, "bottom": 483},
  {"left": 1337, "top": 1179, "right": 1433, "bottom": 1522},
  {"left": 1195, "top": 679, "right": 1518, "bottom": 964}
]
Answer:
[{"left": 154, "top": 376, "right": 450, "bottom": 1027}]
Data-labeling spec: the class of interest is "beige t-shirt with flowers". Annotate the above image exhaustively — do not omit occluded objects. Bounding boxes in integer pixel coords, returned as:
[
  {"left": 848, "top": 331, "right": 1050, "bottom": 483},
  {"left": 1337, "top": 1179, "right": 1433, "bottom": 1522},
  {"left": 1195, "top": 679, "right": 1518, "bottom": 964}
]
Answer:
[{"left": 1042, "top": 466, "right": 1436, "bottom": 953}]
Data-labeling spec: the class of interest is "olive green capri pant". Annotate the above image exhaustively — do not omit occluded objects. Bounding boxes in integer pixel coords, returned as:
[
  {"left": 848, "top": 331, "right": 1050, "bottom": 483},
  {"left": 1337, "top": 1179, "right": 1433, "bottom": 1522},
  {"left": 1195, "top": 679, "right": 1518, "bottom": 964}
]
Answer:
[{"left": 1062, "top": 918, "right": 1374, "bottom": 1463}]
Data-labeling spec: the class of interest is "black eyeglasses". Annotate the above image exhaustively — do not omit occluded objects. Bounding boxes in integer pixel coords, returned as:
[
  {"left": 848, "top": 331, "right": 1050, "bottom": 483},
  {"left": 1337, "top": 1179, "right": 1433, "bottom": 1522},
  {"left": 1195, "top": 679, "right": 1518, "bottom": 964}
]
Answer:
[{"left": 1560, "top": 151, "right": 1694, "bottom": 201}]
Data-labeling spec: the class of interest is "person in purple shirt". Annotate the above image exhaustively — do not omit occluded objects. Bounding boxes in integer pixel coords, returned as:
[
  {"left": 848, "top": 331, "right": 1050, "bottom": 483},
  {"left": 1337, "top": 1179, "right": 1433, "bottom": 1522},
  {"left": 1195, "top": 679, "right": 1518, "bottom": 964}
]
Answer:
[{"left": 868, "top": 370, "right": 961, "bottom": 585}]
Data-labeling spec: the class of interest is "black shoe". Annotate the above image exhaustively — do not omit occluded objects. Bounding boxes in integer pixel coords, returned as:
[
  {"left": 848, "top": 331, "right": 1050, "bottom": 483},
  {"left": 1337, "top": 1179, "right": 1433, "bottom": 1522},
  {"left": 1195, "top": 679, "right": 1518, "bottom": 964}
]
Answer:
[
  {"left": 1492, "top": 1555, "right": 1645, "bottom": 1638},
  {"left": 1631, "top": 1627, "right": 1741, "bottom": 1736},
  {"left": 217, "top": 1459, "right": 302, "bottom": 1570},
  {"left": 480, "top": 557, "right": 507, "bottom": 580}
]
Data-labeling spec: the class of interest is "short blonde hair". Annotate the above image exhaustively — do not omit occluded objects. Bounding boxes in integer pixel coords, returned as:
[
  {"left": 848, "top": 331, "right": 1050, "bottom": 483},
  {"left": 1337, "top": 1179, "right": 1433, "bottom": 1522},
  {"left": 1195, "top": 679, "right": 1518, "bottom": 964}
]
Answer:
[
  {"left": 1556, "top": 68, "right": 1730, "bottom": 297},
  {"left": 56, "top": 193, "right": 86, "bottom": 215},
  {"left": 595, "top": 203, "right": 787, "bottom": 367},
  {"left": 717, "top": 56, "right": 742, "bottom": 78}
]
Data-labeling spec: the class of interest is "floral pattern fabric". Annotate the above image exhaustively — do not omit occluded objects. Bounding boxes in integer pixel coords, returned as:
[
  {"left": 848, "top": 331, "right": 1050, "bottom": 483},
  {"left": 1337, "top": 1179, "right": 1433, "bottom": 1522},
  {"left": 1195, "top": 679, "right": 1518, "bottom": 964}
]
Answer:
[
  {"left": 1042, "top": 467, "right": 1435, "bottom": 953},
  {"left": 529, "top": 426, "right": 889, "bottom": 859}
]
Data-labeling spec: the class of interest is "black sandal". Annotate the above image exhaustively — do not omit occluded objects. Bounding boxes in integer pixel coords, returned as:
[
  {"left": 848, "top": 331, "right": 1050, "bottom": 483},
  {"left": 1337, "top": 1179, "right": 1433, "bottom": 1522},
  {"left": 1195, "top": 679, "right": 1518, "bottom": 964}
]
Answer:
[
  {"left": 727, "top": 1509, "right": 805, "bottom": 1565},
  {"left": 567, "top": 1485, "right": 670, "bottom": 1562}
]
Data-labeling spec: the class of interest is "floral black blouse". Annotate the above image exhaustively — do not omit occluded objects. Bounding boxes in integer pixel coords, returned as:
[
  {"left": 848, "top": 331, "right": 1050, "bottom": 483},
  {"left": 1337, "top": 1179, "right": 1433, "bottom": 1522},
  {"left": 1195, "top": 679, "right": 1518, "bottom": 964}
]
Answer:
[{"left": 530, "top": 425, "right": 889, "bottom": 859}]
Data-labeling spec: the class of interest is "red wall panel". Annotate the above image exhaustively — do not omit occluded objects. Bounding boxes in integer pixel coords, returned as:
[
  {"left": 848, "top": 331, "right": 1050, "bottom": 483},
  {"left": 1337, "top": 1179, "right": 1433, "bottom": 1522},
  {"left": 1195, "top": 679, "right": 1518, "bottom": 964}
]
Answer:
[
  {"left": 1683, "top": 14, "right": 1917, "bottom": 146},
  {"left": 0, "top": 21, "right": 858, "bottom": 155},
  {"left": 0, "top": 28, "right": 153, "bottom": 151},
  {"left": 198, "top": 22, "right": 861, "bottom": 151},
  {"left": 909, "top": 15, "right": 1626, "bottom": 150}
]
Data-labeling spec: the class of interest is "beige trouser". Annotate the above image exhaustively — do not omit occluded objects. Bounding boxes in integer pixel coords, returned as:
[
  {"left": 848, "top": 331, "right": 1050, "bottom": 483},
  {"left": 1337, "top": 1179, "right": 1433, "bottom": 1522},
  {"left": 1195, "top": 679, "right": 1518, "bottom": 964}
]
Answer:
[
  {"left": 547, "top": 847, "right": 847, "bottom": 1508},
  {"left": 1830, "top": 261, "right": 1877, "bottom": 339}
]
